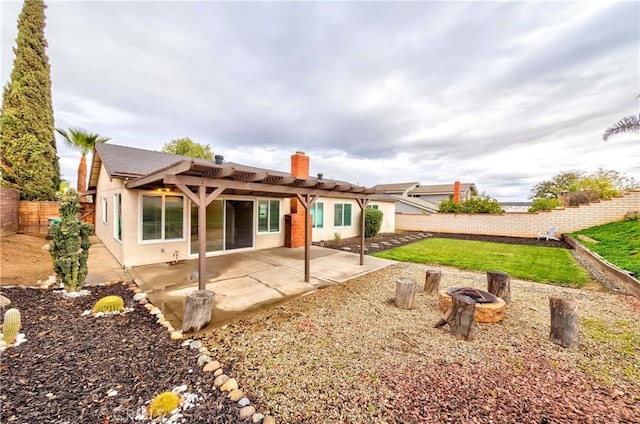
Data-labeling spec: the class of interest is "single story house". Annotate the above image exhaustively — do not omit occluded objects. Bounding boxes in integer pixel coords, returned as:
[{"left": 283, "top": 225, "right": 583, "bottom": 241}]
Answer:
[
  {"left": 87, "top": 144, "right": 395, "bottom": 270},
  {"left": 373, "top": 181, "right": 479, "bottom": 213},
  {"left": 408, "top": 182, "right": 478, "bottom": 204}
]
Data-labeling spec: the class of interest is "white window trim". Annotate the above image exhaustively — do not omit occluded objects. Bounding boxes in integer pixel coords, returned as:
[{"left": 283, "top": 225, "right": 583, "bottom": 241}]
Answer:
[
  {"left": 334, "top": 202, "right": 353, "bottom": 228},
  {"left": 257, "top": 198, "right": 281, "bottom": 234},
  {"left": 311, "top": 201, "right": 324, "bottom": 229},
  {"left": 113, "top": 193, "right": 122, "bottom": 243},
  {"left": 138, "top": 192, "right": 187, "bottom": 244},
  {"left": 101, "top": 197, "right": 108, "bottom": 224}
]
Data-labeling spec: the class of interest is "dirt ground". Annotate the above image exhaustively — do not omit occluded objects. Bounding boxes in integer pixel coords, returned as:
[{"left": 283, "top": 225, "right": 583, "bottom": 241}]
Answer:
[{"left": 0, "top": 233, "right": 53, "bottom": 286}]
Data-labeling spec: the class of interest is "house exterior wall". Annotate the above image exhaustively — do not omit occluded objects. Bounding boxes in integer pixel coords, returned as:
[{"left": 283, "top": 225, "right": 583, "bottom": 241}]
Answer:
[
  {"left": 309, "top": 199, "right": 395, "bottom": 242},
  {"left": 395, "top": 190, "right": 640, "bottom": 237},
  {"left": 372, "top": 201, "right": 396, "bottom": 234},
  {"left": 396, "top": 202, "right": 426, "bottom": 214},
  {"left": 95, "top": 163, "right": 292, "bottom": 267},
  {"left": 94, "top": 165, "right": 126, "bottom": 266}
]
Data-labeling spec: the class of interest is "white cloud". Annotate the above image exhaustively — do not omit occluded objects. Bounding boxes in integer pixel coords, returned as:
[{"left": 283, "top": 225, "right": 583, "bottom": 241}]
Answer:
[{"left": 1, "top": 1, "right": 638, "bottom": 200}]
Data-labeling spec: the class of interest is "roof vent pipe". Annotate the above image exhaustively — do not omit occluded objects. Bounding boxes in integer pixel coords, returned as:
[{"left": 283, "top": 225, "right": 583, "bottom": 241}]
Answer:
[
  {"left": 215, "top": 155, "right": 224, "bottom": 165},
  {"left": 317, "top": 173, "right": 323, "bottom": 180}
]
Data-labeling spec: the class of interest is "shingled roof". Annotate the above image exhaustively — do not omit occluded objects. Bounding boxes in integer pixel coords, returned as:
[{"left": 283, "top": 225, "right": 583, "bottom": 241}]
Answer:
[
  {"left": 372, "top": 182, "right": 420, "bottom": 193},
  {"left": 409, "top": 183, "right": 476, "bottom": 195}
]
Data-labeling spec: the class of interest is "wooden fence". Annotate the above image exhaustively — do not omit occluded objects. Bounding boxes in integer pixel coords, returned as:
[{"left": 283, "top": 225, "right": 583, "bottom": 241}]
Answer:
[
  {"left": 0, "top": 187, "right": 19, "bottom": 237},
  {"left": 17, "top": 201, "right": 95, "bottom": 235}
]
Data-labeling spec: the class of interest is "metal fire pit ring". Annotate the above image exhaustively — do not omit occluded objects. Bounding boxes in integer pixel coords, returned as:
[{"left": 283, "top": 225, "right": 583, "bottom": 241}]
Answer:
[{"left": 446, "top": 286, "right": 498, "bottom": 304}]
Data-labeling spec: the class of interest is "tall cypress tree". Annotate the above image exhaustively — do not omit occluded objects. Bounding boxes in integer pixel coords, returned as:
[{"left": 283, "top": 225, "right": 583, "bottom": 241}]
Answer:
[{"left": 0, "top": 0, "right": 60, "bottom": 200}]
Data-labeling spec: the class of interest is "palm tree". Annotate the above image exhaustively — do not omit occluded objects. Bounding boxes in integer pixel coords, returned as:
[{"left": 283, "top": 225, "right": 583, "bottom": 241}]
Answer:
[
  {"left": 55, "top": 128, "right": 110, "bottom": 194},
  {"left": 603, "top": 114, "right": 640, "bottom": 141}
]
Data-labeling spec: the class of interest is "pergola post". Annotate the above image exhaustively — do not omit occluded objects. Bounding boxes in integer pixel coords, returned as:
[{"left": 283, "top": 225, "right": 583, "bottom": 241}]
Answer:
[
  {"left": 173, "top": 184, "right": 223, "bottom": 332},
  {"left": 356, "top": 198, "right": 369, "bottom": 266},
  {"left": 296, "top": 193, "right": 318, "bottom": 283}
]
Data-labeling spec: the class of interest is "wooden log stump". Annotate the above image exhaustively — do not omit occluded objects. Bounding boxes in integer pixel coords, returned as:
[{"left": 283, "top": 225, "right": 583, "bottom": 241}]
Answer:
[
  {"left": 487, "top": 270, "right": 511, "bottom": 303},
  {"left": 424, "top": 270, "right": 442, "bottom": 294},
  {"left": 395, "top": 277, "right": 417, "bottom": 310},
  {"left": 447, "top": 293, "right": 476, "bottom": 340},
  {"left": 182, "top": 290, "right": 215, "bottom": 333},
  {"left": 549, "top": 296, "right": 579, "bottom": 348}
]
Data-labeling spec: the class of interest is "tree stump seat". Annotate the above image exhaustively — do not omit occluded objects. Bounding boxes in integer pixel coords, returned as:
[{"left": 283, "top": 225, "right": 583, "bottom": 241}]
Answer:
[{"left": 438, "top": 288, "right": 506, "bottom": 323}]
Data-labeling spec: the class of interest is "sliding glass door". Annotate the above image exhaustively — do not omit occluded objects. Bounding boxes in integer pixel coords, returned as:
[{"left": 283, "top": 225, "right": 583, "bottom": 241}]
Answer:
[{"left": 190, "top": 199, "right": 254, "bottom": 255}]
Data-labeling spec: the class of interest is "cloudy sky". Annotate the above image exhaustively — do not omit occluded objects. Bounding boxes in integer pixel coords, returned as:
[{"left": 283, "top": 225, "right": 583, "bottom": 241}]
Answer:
[{"left": 1, "top": 1, "right": 638, "bottom": 201}]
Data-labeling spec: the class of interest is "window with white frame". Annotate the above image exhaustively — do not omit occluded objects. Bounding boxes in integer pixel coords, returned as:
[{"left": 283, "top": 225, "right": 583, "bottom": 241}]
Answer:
[
  {"left": 141, "top": 194, "right": 185, "bottom": 242},
  {"left": 101, "top": 197, "right": 108, "bottom": 224},
  {"left": 334, "top": 203, "right": 352, "bottom": 227},
  {"left": 114, "top": 193, "right": 122, "bottom": 241},
  {"left": 367, "top": 204, "right": 379, "bottom": 210},
  {"left": 258, "top": 199, "right": 280, "bottom": 233},
  {"left": 310, "top": 201, "right": 324, "bottom": 228}
]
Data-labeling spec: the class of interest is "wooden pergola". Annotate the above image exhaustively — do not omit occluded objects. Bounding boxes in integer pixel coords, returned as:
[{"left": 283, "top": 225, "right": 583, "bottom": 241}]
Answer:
[{"left": 125, "top": 158, "right": 376, "bottom": 290}]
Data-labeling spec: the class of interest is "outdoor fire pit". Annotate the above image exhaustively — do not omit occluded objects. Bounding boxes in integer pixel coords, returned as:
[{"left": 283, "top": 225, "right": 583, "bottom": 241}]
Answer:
[{"left": 438, "top": 287, "right": 506, "bottom": 323}]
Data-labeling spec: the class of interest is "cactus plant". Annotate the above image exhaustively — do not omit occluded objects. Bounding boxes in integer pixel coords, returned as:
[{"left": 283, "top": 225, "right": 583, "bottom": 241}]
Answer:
[
  {"left": 49, "top": 189, "right": 92, "bottom": 292},
  {"left": 3, "top": 308, "right": 21, "bottom": 344},
  {"left": 147, "top": 391, "right": 181, "bottom": 418},
  {"left": 93, "top": 296, "right": 124, "bottom": 313}
]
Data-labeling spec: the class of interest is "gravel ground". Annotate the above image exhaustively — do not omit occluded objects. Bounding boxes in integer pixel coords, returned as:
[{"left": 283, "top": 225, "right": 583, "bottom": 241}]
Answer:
[
  {"left": 202, "top": 262, "right": 640, "bottom": 423},
  {"left": 2, "top": 233, "right": 639, "bottom": 423}
]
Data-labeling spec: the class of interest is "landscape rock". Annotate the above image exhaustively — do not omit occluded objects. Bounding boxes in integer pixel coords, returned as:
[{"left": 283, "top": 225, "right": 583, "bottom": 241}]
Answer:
[
  {"left": 203, "top": 360, "right": 221, "bottom": 372},
  {"left": 170, "top": 331, "right": 183, "bottom": 340},
  {"left": 238, "top": 397, "right": 251, "bottom": 407},
  {"left": 197, "top": 355, "right": 212, "bottom": 367},
  {"left": 220, "top": 378, "right": 238, "bottom": 392},
  {"left": 138, "top": 298, "right": 148, "bottom": 305},
  {"left": 213, "top": 374, "right": 229, "bottom": 388},
  {"left": 263, "top": 416, "right": 276, "bottom": 424},
  {"left": 0, "top": 295, "right": 10, "bottom": 308},
  {"left": 252, "top": 413, "right": 265, "bottom": 423},
  {"left": 214, "top": 368, "right": 224, "bottom": 377},
  {"left": 239, "top": 406, "right": 256, "bottom": 419},
  {"left": 227, "top": 388, "right": 244, "bottom": 401},
  {"left": 189, "top": 340, "right": 203, "bottom": 350},
  {"left": 133, "top": 293, "right": 147, "bottom": 301}
]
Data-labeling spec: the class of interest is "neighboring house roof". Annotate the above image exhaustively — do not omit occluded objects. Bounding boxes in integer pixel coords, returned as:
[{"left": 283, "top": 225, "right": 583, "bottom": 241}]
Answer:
[
  {"left": 391, "top": 195, "right": 439, "bottom": 213},
  {"left": 372, "top": 182, "right": 420, "bottom": 193},
  {"left": 409, "top": 183, "right": 477, "bottom": 196}
]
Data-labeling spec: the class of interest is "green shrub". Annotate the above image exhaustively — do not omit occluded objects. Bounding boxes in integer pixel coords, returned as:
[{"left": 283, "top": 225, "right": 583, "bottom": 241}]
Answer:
[
  {"left": 364, "top": 208, "right": 383, "bottom": 238},
  {"left": 49, "top": 189, "right": 92, "bottom": 292},
  {"left": 438, "top": 193, "right": 503, "bottom": 214},
  {"left": 529, "top": 197, "right": 560, "bottom": 212}
]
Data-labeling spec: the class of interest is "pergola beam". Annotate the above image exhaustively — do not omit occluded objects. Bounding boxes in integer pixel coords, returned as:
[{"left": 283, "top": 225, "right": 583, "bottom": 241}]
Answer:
[{"left": 162, "top": 174, "right": 375, "bottom": 199}]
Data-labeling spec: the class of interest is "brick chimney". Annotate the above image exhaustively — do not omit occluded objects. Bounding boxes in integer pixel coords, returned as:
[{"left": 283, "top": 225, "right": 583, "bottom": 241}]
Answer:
[
  {"left": 286, "top": 151, "right": 312, "bottom": 247},
  {"left": 291, "top": 151, "right": 309, "bottom": 179},
  {"left": 453, "top": 181, "right": 461, "bottom": 204}
]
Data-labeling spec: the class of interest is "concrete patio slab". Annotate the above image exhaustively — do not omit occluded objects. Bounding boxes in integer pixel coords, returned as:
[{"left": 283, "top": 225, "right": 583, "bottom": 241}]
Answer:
[
  {"left": 85, "top": 236, "right": 129, "bottom": 285},
  {"left": 129, "top": 245, "right": 395, "bottom": 331}
]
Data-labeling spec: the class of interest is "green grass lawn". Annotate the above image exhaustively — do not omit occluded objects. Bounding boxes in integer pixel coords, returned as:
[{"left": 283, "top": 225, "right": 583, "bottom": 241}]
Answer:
[
  {"left": 373, "top": 238, "right": 590, "bottom": 287},
  {"left": 571, "top": 219, "right": 640, "bottom": 276}
]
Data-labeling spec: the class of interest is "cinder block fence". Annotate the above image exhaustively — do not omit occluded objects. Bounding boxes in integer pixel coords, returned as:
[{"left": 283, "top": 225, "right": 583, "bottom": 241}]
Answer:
[{"left": 395, "top": 190, "right": 640, "bottom": 238}]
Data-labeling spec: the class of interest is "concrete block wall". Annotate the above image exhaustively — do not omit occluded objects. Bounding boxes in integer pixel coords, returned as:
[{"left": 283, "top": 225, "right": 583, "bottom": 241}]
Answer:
[{"left": 396, "top": 190, "right": 640, "bottom": 237}]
